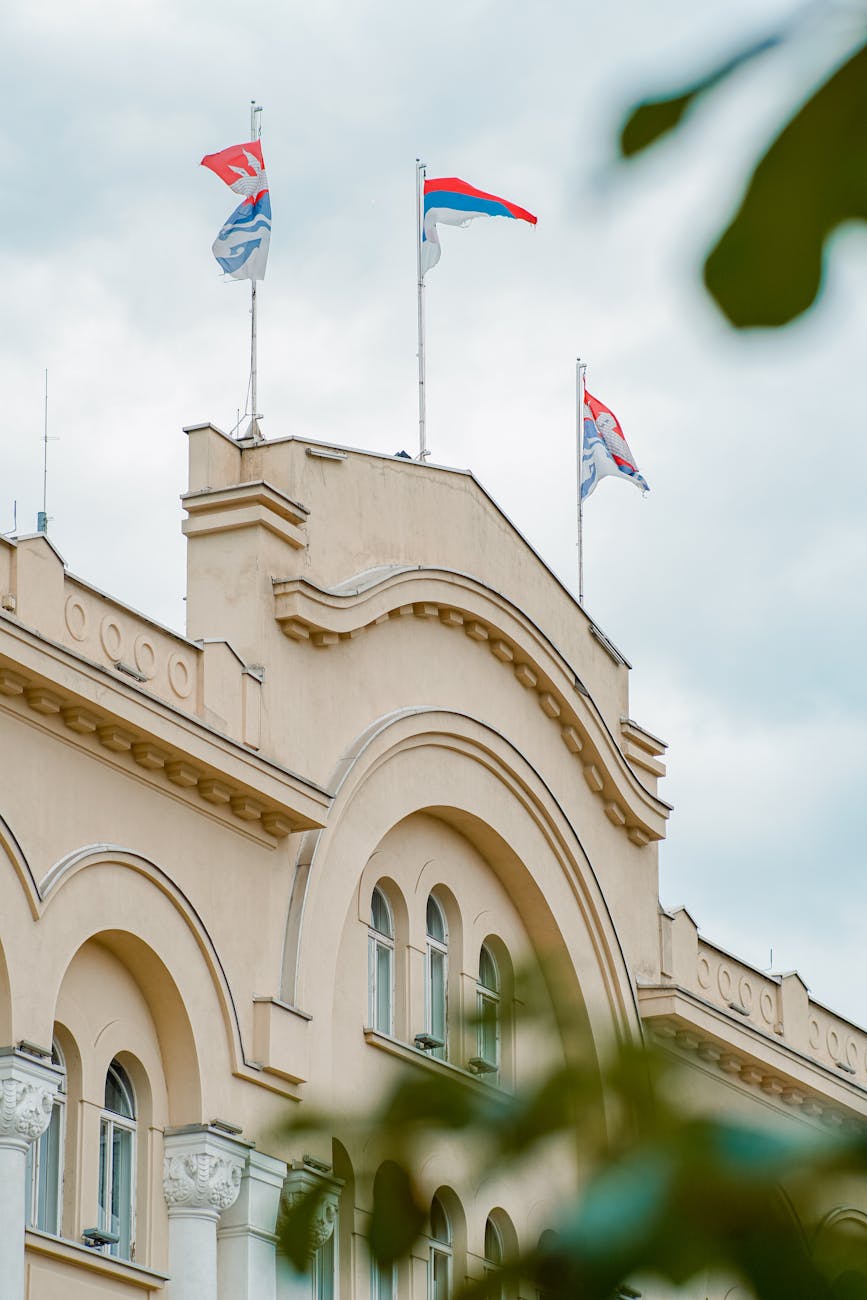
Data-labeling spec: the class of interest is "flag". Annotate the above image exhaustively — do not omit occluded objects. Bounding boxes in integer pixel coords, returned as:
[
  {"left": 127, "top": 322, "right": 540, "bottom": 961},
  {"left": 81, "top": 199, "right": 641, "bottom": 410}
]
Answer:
[
  {"left": 201, "top": 140, "right": 271, "bottom": 281},
  {"left": 421, "top": 176, "right": 536, "bottom": 275},
  {"left": 581, "top": 389, "right": 649, "bottom": 501}
]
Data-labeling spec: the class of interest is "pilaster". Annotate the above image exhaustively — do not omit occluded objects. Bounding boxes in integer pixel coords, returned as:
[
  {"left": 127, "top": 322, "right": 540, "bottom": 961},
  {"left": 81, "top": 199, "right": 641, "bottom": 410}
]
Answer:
[{"left": 163, "top": 1125, "right": 249, "bottom": 1300}]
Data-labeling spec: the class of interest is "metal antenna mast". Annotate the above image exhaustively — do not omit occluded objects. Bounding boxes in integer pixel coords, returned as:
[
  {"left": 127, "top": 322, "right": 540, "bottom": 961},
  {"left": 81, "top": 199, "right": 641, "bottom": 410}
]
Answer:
[{"left": 38, "top": 369, "right": 49, "bottom": 533}]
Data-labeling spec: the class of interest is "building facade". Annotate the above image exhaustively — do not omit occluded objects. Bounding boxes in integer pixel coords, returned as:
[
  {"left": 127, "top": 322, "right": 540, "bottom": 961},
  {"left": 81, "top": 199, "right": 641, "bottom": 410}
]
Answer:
[{"left": 0, "top": 424, "right": 864, "bottom": 1299}]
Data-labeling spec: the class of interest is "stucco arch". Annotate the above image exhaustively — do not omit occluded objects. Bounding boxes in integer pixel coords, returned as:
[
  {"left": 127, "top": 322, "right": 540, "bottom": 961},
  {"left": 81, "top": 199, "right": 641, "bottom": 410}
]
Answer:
[
  {"left": 25, "top": 846, "right": 245, "bottom": 1113},
  {"left": 282, "top": 708, "right": 640, "bottom": 1062},
  {"left": 0, "top": 812, "right": 40, "bottom": 918}
]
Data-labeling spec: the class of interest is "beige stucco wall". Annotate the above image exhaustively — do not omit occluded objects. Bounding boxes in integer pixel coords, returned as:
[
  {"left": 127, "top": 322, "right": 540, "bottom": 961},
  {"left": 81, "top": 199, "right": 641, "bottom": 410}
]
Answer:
[{"left": 0, "top": 427, "right": 862, "bottom": 1299}]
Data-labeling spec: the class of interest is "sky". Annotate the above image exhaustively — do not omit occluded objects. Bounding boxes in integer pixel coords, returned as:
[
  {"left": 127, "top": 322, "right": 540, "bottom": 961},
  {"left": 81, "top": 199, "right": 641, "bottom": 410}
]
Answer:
[{"left": 2, "top": 0, "right": 865, "bottom": 1023}]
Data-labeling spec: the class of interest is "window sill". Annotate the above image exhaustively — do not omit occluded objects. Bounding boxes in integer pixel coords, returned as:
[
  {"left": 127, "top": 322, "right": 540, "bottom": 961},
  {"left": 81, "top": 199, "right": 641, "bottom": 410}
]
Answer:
[
  {"left": 363, "top": 1029, "right": 510, "bottom": 1099},
  {"left": 25, "top": 1229, "right": 169, "bottom": 1289}
]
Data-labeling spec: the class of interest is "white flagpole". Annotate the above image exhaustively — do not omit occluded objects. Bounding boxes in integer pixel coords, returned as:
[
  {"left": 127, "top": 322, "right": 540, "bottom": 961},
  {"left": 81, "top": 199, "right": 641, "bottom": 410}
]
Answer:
[
  {"left": 576, "top": 357, "right": 587, "bottom": 605},
  {"left": 247, "top": 101, "right": 263, "bottom": 441},
  {"left": 416, "top": 158, "right": 428, "bottom": 461}
]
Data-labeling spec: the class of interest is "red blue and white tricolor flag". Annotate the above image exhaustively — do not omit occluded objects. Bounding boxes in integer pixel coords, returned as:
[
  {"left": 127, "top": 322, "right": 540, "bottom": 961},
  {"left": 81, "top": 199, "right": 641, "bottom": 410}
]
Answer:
[
  {"left": 581, "top": 389, "right": 649, "bottom": 500},
  {"left": 201, "top": 141, "right": 271, "bottom": 281},
  {"left": 421, "top": 177, "right": 536, "bottom": 275}
]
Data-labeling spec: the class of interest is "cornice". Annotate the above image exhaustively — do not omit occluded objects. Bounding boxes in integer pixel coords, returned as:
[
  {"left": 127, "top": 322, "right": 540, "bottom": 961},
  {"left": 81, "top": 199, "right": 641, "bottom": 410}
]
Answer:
[
  {"left": 272, "top": 567, "right": 670, "bottom": 844},
  {"left": 0, "top": 616, "right": 328, "bottom": 840},
  {"left": 639, "top": 985, "right": 867, "bottom": 1124}
]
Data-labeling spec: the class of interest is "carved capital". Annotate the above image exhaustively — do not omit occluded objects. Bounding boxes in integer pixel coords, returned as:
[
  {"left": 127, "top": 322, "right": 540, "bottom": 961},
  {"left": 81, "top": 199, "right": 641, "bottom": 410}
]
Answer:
[
  {"left": 0, "top": 1053, "right": 60, "bottom": 1150},
  {"left": 164, "top": 1152, "right": 243, "bottom": 1214},
  {"left": 281, "top": 1163, "right": 344, "bottom": 1258},
  {"left": 163, "top": 1127, "right": 249, "bottom": 1219}
]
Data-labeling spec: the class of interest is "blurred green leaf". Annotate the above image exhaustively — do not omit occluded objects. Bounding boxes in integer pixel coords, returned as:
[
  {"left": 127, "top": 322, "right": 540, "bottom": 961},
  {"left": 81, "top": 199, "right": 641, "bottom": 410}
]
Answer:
[
  {"left": 369, "top": 1161, "right": 427, "bottom": 1265},
  {"left": 705, "top": 42, "right": 867, "bottom": 326},
  {"left": 277, "top": 1184, "right": 329, "bottom": 1273},
  {"left": 619, "top": 33, "right": 780, "bottom": 157}
]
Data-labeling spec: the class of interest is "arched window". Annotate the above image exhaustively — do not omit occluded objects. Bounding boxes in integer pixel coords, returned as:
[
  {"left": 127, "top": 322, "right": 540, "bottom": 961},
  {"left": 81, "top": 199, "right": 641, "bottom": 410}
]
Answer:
[
  {"left": 475, "top": 944, "right": 500, "bottom": 1081},
  {"left": 369, "top": 886, "right": 395, "bottom": 1035},
  {"left": 484, "top": 1216, "right": 504, "bottom": 1299},
  {"left": 425, "top": 895, "right": 448, "bottom": 1060},
  {"left": 429, "top": 1194, "right": 452, "bottom": 1300},
  {"left": 25, "top": 1040, "right": 65, "bottom": 1234},
  {"left": 99, "top": 1059, "right": 136, "bottom": 1259}
]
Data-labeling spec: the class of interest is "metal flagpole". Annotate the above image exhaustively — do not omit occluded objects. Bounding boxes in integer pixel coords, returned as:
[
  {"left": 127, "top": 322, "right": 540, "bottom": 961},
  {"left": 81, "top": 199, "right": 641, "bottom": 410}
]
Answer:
[
  {"left": 416, "top": 158, "right": 428, "bottom": 461},
  {"left": 576, "top": 357, "right": 587, "bottom": 605},
  {"left": 247, "top": 101, "right": 263, "bottom": 441}
]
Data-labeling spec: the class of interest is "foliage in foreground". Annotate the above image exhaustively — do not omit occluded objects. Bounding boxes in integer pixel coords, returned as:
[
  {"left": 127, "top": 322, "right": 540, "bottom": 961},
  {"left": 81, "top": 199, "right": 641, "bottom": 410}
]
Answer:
[
  {"left": 276, "top": 1031, "right": 867, "bottom": 1299},
  {"left": 617, "top": 11, "right": 867, "bottom": 330}
]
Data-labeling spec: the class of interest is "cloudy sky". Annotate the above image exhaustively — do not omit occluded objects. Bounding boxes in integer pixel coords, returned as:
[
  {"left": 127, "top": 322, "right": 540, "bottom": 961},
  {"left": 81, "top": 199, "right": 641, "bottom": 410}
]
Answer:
[{"left": 3, "top": 0, "right": 865, "bottom": 1022}]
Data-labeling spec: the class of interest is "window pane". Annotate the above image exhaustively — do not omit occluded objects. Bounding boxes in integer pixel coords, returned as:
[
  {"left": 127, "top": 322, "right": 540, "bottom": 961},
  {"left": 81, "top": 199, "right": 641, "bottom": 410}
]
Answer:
[
  {"left": 373, "top": 1258, "right": 394, "bottom": 1300},
  {"left": 478, "top": 991, "right": 499, "bottom": 1069},
  {"left": 315, "top": 1224, "right": 335, "bottom": 1300},
  {"left": 98, "top": 1119, "right": 109, "bottom": 1232},
  {"left": 479, "top": 945, "right": 498, "bottom": 993},
  {"left": 24, "top": 1140, "right": 34, "bottom": 1222},
  {"left": 484, "top": 1217, "right": 502, "bottom": 1264},
  {"left": 429, "top": 948, "right": 446, "bottom": 1056},
  {"left": 430, "top": 1196, "right": 450, "bottom": 1244},
  {"left": 375, "top": 941, "right": 392, "bottom": 1034},
  {"left": 36, "top": 1104, "right": 62, "bottom": 1234},
  {"left": 431, "top": 1247, "right": 451, "bottom": 1300},
  {"left": 370, "top": 887, "right": 392, "bottom": 937},
  {"left": 426, "top": 896, "right": 445, "bottom": 944},
  {"left": 110, "top": 1125, "right": 134, "bottom": 1258},
  {"left": 105, "top": 1062, "right": 135, "bottom": 1119}
]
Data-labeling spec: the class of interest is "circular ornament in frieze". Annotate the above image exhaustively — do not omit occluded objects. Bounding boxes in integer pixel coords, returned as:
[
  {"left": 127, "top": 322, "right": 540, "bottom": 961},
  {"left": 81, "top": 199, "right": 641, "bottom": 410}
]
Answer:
[
  {"left": 759, "top": 990, "right": 775, "bottom": 1024},
  {"left": 717, "top": 965, "right": 733, "bottom": 1001},
  {"left": 808, "top": 1017, "right": 820, "bottom": 1049},
  {"left": 738, "top": 977, "right": 753, "bottom": 1013},
  {"left": 168, "top": 653, "right": 193, "bottom": 699},
  {"left": 100, "top": 616, "right": 124, "bottom": 661},
  {"left": 64, "top": 595, "right": 89, "bottom": 641},
  {"left": 134, "top": 635, "right": 157, "bottom": 680},
  {"left": 697, "top": 956, "right": 711, "bottom": 989},
  {"left": 827, "top": 1028, "right": 840, "bottom": 1059}
]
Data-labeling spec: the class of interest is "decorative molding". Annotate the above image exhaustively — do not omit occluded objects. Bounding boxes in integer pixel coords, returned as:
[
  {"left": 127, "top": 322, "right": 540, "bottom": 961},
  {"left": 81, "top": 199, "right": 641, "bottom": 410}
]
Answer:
[
  {"left": 0, "top": 651, "right": 325, "bottom": 840},
  {"left": 647, "top": 1016, "right": 866, "bottom": 1130},
  {"left": 0, "top": 1053, "right": 61, "bottom": 1150},
  {"left": 163, "top": 1129, "right": 249, "bottom": 1219},
  {"left": 272, "top": 568, "right": 669, "bottom": 846},
  {"left": 164, "top": 1152, "right": 243, "bottom": 1214}
]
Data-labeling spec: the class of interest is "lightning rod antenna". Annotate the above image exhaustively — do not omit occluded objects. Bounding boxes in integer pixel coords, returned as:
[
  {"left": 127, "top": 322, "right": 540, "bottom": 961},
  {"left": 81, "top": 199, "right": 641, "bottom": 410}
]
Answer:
[{"left": 38, "top": 369, "right": 49, "bottom": 533}]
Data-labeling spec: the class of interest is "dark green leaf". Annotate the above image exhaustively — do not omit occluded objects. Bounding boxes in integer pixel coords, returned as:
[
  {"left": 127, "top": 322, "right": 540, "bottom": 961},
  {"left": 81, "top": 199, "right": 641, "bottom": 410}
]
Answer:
[
  {"left": 705, "top": 42, "right": 867, "bottom": 326},
  {"left": 369, "top": 1161, "right": 427, "bottom": 1265},
  {"left": 619, "top": 33, "right": 780, "bottom": 157}
]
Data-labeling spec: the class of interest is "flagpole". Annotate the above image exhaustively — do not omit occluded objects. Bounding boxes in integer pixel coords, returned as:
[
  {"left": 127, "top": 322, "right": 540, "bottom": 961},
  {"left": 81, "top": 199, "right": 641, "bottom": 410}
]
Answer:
[
  {"left": 248, "top": 100, "right": 263, "bottom": 441},
  {"left": 576, "top": 357, "right": 587, "bottom": 605},
  {"left": 416, "top": 158, "right": 428, "bottom": 461}
]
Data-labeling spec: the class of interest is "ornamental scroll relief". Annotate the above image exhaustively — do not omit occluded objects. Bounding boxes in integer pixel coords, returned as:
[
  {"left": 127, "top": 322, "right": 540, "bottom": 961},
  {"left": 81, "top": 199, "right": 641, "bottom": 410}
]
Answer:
[
  {"left": 0, "top": 1077, "right": 55, "bottom": 1146},
  {"left": 163, "top": 1151, "right": 244, "bottom": 1214}
]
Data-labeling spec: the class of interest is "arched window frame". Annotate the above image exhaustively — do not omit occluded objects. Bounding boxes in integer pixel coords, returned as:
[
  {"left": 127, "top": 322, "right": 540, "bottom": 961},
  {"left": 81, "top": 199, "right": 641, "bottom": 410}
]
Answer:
[
  {"left": 98, "top": 1059, "right": 136, "bottom": 1260},
  {"left": 25, "top": 1040, "right": 65, "bottom": 1235},
  {"left": 428, "top": 1194, "right": 452, "bottom": 1300},
  {"left": 368, "top": 885, "right": 395, "bottom": 1036},
  {"left": 474, "top": 944, "right": 501, "bottom": 1082},
  {"left": 425, "top": 895, "right": 448, "bottom": 1061}
]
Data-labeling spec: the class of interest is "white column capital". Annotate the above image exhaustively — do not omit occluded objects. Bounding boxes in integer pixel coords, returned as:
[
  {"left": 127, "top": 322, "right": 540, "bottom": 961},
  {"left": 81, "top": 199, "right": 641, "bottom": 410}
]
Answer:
[
  {"left": 163, "top": 1127, "right": 250, "bottom": 1222},
  {"left": 0, "top": 1048, "right": 62, "bottom": 1153}
]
